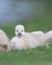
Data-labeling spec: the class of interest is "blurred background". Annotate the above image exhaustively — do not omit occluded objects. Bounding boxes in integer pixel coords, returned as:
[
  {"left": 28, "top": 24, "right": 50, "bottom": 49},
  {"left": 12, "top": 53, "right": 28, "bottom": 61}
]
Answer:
[{"left": 0, "top": 0, "right": 52, "bottom": 38}]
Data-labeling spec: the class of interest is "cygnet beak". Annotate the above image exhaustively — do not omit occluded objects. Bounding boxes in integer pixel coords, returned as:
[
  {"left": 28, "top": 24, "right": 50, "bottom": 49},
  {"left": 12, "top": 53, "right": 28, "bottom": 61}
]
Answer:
[{"left": 18, "top": 33, "right": 22, "bottom": 38}]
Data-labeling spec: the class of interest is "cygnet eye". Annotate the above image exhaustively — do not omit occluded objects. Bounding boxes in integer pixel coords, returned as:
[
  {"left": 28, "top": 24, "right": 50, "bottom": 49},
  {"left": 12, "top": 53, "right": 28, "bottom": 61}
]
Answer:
[{"left": 17, "top": 30, "right": 18, "bottom": 32}]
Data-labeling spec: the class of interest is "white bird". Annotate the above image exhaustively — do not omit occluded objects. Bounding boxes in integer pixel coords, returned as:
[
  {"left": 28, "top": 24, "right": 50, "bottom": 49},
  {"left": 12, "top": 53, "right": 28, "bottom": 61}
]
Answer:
[
  {"left": 10, "top": 25, "right": 49, "bottom": 50},
  {"left": 0, "top": 29, "right": 9, "bottom": 51},
  {"left": 46, "top": 31, "right": 52, "bottom": 40},
  {"left": 31, "top": 31, "right": 49, "bottom": 48},
  {"left": 10, "top": 25, "right": 27, "bottom": 50}
]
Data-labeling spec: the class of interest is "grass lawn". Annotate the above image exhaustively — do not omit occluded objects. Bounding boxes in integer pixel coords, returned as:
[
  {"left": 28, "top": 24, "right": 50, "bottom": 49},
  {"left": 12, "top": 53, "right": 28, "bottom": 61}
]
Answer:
[
  {"left": 0, "top": 46, "right": 52, "bottom": 65},
  {"left": 0, "top": 15, "right": 52, "bottom": 65}
]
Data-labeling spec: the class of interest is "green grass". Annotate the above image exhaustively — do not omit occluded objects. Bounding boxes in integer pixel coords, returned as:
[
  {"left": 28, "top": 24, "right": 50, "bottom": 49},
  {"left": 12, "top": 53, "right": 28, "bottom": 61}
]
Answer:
[
  {"left": 0, "top": 46, "right": 52, "bottom": 65},
  {"left": 0, "top": 15, "right": 52, "bottom": 65}
]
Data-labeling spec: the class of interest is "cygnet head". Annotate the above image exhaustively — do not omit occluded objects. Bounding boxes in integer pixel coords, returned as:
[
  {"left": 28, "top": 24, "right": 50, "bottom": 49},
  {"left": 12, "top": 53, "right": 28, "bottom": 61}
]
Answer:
[{"left": 15, "top": 25, "right": 25, "bottom": 37}]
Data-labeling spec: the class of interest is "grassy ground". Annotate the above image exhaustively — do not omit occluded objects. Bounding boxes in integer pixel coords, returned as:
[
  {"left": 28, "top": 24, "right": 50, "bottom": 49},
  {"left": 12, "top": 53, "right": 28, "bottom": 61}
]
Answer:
[
  {"left": 0, "top": 15, "right": 52, "bottom": 65},
  {"left": 0, "top": 46, "right": 52, "bottom": 65}
]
